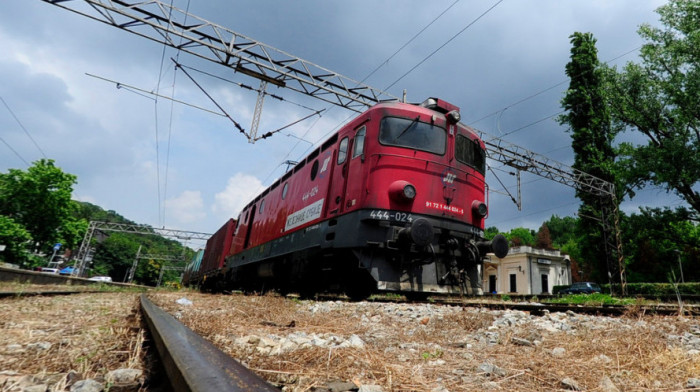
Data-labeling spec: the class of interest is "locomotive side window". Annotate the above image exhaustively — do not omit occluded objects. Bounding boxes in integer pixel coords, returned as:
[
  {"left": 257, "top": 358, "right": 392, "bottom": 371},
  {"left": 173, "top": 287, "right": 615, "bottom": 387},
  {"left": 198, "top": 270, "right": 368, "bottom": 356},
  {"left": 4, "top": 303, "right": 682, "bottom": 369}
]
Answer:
[
  {"left": 352, "top": 126, "right": 366, "bottom": 158},
  {"left": 282, "top": 183, "right": 289, "bottom": 199},
  {"left": 379, "top": 117, "right": 446, "bottom": 155},
  {"left": 310, "top": 160, "right": 319, "bottom": 181},
  {"left": 259, "top": 199, "right": 265, "bottom": 214},
  {"left": 455, "top": 134, "right": 486, "bottom": 174},
  {"left": 337, "top": 137, "right": 349, "bottom": 164}
]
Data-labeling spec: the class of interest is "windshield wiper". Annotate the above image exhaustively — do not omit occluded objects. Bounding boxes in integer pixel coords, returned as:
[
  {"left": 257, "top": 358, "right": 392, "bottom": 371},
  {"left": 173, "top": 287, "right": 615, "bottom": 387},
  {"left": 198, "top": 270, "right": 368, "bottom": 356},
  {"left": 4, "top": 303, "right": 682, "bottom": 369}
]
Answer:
[{"left": 393, "top": 116, "right": 420, "bottom": 142}]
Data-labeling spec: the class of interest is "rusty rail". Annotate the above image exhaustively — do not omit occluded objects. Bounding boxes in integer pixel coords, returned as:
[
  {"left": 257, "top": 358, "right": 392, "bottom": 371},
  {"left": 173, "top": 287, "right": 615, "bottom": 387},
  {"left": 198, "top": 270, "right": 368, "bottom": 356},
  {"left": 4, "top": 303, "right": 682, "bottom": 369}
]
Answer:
[{"left": 139, "top": 294, "right": 278, "bottom": 392}]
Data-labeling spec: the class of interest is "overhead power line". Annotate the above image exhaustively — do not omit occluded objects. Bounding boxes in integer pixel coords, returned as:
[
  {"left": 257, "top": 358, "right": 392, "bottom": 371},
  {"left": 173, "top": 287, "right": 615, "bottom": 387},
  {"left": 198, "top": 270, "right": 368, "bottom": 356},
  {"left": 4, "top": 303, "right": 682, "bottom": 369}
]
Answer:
[
  {"left": 384, "top": 0, "right": 504, "bottom": 91},
  {"left": 1, "top": 96, "right": 48, "bottom": 160},
  {"left": 467, "top": 45, "right": 645, "bottom": 126}
]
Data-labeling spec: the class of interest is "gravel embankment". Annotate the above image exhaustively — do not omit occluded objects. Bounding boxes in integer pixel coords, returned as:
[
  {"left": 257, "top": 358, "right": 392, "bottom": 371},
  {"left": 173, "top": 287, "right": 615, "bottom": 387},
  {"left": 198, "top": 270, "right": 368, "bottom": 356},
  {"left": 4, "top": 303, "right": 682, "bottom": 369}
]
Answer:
[
  {"left": 3, "top": 290, "right": 699, "bottom": 391},
  {"left": 0, "top": 293, "right": 145, "bottom": 392},
  {"left": 150, "top": 292, "right": 700, "bottom": 391}
]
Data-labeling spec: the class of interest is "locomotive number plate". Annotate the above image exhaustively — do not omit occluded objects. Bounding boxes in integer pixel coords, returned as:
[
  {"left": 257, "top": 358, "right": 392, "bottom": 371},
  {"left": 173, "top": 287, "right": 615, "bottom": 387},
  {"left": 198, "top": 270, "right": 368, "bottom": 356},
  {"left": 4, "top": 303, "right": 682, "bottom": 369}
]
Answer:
[{"left": 369, "top": 210, "right": 414, "bottom": 223}]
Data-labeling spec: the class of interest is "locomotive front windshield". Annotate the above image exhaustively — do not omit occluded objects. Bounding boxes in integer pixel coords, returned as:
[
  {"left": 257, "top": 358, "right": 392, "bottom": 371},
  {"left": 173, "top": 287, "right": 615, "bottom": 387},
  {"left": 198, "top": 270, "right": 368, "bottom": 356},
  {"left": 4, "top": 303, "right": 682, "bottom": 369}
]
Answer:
[
  {"left": 379, "top": 117, "right": 446, "bottom": 155},
  {"left": 455, "top": 134, "right": 486, "bottom": 174}
]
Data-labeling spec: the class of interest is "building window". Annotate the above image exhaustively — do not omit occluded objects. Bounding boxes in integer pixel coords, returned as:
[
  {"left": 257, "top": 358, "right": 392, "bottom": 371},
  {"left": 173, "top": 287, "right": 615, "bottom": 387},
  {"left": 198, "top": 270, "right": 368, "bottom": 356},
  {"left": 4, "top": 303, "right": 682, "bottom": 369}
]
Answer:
[{"left": 509, "top": 274, "right": 517, "bottom": 293}]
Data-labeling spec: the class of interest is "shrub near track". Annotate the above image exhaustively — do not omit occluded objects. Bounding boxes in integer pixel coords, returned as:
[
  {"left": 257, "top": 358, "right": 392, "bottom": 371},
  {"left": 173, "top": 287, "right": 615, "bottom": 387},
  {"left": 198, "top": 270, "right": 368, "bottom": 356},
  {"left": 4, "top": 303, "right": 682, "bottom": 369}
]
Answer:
[{"left": 546, "top": 293, "right": 637, "bottom": 306}]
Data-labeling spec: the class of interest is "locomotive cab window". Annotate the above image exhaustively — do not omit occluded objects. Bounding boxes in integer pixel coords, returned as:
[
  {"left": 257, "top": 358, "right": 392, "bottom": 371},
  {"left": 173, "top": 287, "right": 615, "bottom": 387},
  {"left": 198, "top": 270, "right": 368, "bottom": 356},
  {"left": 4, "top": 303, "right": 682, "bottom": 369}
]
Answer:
[
  {"left": 337, "top": 137, "right": 349, "bottom": 164},
  {"left": 352, "top": 126, "right": 366, "bottom": 158},
  {"left": 379, "top": 116, "right": 446, "bottom": 155},
  {"left": 455, "top": 134, "right": 486, "bottom": 174}
]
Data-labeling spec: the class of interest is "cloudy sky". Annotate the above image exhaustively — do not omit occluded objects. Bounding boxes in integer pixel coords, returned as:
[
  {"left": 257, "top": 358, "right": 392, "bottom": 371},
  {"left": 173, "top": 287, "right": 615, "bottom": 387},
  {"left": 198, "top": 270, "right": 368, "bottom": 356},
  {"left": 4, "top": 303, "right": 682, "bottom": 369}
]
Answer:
[{"left": 0, "top": 0, "right": 685, "bottom": 242}]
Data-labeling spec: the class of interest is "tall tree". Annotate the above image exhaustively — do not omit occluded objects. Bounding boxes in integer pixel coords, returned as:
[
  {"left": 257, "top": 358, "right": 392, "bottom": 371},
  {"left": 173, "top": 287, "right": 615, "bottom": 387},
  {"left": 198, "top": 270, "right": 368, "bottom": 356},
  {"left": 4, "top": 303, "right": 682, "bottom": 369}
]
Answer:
[
  {"left": 535, "top": 223, "right": 553, "bottom": 249},
  {"left": 605, "top": 0, "right": 700, "bottom": 216},
  {"left": 558, "top": 32, "right": 622, "bottom": 284},
  {"left": 0, "top": 215, "right": 32, "bottom": 265},
  {"left": 0, "top": 159, "right": 79, "bottom": 253}
]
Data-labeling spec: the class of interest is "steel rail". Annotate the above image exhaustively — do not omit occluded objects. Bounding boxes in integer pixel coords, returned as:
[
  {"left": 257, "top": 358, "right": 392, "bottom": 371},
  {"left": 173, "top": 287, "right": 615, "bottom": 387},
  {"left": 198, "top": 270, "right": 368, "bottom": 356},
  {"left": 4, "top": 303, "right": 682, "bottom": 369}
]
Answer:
[
  {"left": 139, "top": 294, "right": 278, "bottom": 392},
  {"left": 0, "top": 290, "right": 103, "bottom": 299}
]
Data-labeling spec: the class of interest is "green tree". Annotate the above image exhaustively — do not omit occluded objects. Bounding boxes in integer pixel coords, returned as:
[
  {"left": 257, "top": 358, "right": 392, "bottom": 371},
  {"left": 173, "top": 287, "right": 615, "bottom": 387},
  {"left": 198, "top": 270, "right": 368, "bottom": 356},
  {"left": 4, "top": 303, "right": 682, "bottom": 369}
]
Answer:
[
  {"left": 621, "top": 207, "right": 699, "bottom": 283},
  {"left": 605, "top": 0, "right": 700, "bottom": 216},
  {"left": 506, "top": 227, "right": 535, "bottom": 247},
  {"left": 0, "top": 215, "right": 32, "bottom": 265},
  {"left": 0, "top": 159, "right": 79, "bottom": 253},
  {"left": 559, "top": 32, "right": 622, "bottom": 283},
  {"left": 543, "top": 215, "right": 579, "bottom": 249},
  {"left": 484, "top": 226, "right": 501, "bottom": 241}
]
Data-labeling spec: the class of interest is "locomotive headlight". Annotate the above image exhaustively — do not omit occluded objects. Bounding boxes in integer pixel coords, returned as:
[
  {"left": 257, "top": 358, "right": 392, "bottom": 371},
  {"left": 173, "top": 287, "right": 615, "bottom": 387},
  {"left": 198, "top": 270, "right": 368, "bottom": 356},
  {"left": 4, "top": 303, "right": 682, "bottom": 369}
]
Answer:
[
  {"left": 403, "top": 184, "right": 416, "bottom": 200},
  {"left": 389, "top": 180, "right": 417, "bottom": 203},
  {"left": 472, "top": 200, "right": 488, "bottom": 218},
  {"left": 446, "top": 110, "right": 461, "bottom": 124}
]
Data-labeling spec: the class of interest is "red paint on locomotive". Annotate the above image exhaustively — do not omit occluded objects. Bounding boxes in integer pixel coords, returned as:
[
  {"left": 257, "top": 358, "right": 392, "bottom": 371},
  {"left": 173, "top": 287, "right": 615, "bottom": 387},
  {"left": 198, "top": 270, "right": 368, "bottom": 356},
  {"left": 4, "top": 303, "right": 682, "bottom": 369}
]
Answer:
[{"left": 189, "top": 98, "right": 507, "bottom": 297}]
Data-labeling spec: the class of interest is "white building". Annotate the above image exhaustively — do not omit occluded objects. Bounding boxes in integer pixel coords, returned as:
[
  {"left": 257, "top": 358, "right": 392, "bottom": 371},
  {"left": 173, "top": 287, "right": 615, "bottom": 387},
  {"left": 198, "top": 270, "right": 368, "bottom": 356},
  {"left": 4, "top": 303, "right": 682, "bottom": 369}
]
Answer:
[{"left": 483, "top": 246, "right": 571, "bottom": 295}]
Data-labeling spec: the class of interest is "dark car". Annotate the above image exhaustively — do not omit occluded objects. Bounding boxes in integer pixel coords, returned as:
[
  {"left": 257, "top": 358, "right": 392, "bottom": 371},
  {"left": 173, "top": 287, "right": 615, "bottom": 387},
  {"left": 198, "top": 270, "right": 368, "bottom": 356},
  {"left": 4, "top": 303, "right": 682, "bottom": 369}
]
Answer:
[{"left": 560, "top": 282, "right": 602, "bottom": 294}]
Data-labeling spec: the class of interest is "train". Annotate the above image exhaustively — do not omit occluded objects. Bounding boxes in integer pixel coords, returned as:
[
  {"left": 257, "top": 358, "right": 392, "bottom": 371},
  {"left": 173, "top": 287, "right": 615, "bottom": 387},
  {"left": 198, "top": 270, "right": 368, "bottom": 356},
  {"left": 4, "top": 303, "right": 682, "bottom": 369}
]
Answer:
[{"left": 183, "top": 97, "right": 508, "bottom": 299}]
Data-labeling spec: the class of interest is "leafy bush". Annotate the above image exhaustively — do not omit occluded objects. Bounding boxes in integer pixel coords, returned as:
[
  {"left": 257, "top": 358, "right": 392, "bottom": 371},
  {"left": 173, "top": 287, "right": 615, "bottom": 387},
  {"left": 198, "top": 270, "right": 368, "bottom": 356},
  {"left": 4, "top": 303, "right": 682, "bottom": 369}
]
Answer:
[{"left": 605, "top": 283, "right": 700, "bottom": 296}]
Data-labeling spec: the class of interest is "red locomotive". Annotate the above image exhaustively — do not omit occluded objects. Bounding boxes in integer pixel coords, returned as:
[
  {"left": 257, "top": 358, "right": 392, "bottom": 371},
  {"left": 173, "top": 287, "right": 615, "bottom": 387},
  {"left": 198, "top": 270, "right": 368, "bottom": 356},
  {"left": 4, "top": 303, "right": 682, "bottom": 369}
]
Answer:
[{"left": 185, "top": 98, "right": 508, "bottom": 298}]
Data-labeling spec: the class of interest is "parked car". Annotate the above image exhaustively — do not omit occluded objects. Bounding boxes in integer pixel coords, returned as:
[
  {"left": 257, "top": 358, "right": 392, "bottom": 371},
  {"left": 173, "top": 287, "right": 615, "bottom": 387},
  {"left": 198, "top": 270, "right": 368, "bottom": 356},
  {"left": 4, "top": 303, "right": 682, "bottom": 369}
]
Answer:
[
  {"left": 59, "top": 266, "right": 74, "bottom": 275},
  {"left": 39, "top": 268, "right": 59, "bottom": 274},
  {"left": 88, "top": 276, "right": 112, "bottom": 282},
  {"left": 560, "top": 282, "right": 602, "bottom": 294}
]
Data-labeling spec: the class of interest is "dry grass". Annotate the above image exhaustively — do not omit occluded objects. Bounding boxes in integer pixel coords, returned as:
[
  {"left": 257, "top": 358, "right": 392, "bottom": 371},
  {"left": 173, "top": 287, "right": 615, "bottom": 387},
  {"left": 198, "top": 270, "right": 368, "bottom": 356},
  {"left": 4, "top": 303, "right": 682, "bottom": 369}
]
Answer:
[
  {"left": 0, "top": 293, "right": 144, "bottom": 390},
  {"left": 0, "top": 282, "right": 104, "bottom": 293},
  {"left": 151, "top": 292, "right": 700, "bottom": 392}
]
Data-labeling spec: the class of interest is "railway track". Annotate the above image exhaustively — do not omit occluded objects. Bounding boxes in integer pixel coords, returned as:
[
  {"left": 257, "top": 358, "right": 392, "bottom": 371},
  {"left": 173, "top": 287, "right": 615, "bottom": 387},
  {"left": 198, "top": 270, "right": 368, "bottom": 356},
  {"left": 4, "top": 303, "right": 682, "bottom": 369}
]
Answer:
[
  {"left": 139, "top": 294, "right": 279, "bottom": 392},
  {"left": 334, "top": 293, "right": 700, "bottom": 316},
  {"left": 0, "top": 290, "right": 104, "bottom": 298}
]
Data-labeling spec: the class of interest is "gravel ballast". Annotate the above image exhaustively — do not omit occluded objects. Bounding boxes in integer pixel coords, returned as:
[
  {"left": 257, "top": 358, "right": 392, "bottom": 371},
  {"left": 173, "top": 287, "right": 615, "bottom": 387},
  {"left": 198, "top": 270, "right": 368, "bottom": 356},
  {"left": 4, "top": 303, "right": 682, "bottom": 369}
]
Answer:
[{"left": 150, "top": 292, "right": 700, "bottom": 391}]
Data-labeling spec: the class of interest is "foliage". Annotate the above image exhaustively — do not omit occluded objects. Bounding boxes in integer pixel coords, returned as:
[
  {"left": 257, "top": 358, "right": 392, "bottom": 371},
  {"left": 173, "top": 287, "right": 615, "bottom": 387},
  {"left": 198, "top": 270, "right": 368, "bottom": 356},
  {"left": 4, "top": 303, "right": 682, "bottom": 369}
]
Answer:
[
  {"left": 618, "top": 282, "right": 700, "bottom": 296},
  {"left": 604, "top": 0, "right": 700, "bottom": 216},
  {"left": 73, "top": 201, "right": 135, "bottom": 225},
  {"left": 484, "top": 226, "right": 500, "bottom": 241},
  {"left": 546, "top": 292, "right": 635, "bottom": 306},
  {"left": 543, "top": 215, "right": 578, "bottom": 249},
  {"left": 621, "top": 207, "right": 699, "bottom": 283},
  {"left": 535, "top": 223, "right": 553, "bottom": 249},
  {"left": 0, "top": 215, "right": 32, "bottom": 265},
  {"left": 73, "top": 201, "right": 194, "bottom": 285},
  {"left": 0, "top": 159, "right": 80, "bottom": 253},
  {"left": 559, "top": 32, "right": 622, "bottom": 284},
  {"left": 505, "top": 227, "right": 535, "bottom": 247}
]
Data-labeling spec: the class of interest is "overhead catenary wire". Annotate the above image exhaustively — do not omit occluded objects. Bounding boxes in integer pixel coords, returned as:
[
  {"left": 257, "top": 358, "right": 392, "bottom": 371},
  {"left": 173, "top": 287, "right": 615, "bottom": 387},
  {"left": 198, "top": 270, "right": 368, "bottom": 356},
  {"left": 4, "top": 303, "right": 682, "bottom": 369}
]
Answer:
[
  {"left": 383, "top": 0, "right": 504, "bottom": 92},
  {"left": 0, "top": 96, "right": 48, "bottom": 160},
  {"left": 0, "top": 134, "right": 30, "bottom": 167},
  {"left": 466, "top": 45, "right": 645, "bottom": 126},
  {"left": 161, "top": 0, "right": 193, "bottom": 228},
  {"left": 85, "top": 73, "right": 225, "bottom": 116}
]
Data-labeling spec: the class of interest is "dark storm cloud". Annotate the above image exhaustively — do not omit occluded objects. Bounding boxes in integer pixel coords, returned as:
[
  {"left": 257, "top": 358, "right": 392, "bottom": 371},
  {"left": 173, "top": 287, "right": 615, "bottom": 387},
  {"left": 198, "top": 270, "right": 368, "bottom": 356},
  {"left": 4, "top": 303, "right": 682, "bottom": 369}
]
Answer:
[{"left": 0, "top": 0, "right": 674, "bottom": 233}]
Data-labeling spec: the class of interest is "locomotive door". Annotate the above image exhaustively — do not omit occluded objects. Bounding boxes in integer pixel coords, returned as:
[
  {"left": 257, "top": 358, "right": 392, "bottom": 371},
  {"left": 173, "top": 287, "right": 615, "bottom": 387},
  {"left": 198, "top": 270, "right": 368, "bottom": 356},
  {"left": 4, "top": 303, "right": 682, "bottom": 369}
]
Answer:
[{"left": 343, "top": 125, "right": 366, "bottom": 212}]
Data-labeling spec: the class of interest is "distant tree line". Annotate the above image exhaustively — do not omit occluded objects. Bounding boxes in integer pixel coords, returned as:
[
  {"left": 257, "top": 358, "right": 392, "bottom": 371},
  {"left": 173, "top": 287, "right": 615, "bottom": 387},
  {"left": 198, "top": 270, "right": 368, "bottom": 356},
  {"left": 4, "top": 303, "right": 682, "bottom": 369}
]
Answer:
[{"left": 0, "top": 159, "right": 194, "bottom": 286}]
